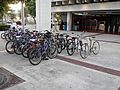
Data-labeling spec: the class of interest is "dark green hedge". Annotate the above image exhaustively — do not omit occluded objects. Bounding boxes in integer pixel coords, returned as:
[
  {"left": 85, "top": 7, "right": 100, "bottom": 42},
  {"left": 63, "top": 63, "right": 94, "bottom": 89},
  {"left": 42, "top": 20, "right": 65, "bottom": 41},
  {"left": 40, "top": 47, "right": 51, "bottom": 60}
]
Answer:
[{"left": 0, "top": 24, "right": 10, "bottom": 31}]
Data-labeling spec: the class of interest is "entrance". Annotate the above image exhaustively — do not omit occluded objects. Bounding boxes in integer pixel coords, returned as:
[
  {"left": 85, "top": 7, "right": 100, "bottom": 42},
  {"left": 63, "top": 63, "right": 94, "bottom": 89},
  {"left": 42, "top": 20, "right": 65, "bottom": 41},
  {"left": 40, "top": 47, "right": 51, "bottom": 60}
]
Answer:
[
  {"left": 72, "top": 14, "right": 98, "bottom": 32},
  {"left": 105, "top": 15, "right": 120, "bottom": 34},
  {"left": 72, "top": 13, "right": 120, "bottom": 34}
]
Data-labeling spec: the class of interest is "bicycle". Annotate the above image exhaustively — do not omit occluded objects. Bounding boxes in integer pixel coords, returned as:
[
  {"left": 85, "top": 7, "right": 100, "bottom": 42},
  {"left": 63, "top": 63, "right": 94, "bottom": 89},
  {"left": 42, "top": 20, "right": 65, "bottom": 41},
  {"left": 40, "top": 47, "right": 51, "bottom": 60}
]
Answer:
[
  {"left": 86, "top": 36, "right": 100, "bottom": 55},
  {"left": 28, "top": 33, "right": 57, "bottom": 65},
  {"left": 66, "top": 34, "right": 89, "bottom": 59}
]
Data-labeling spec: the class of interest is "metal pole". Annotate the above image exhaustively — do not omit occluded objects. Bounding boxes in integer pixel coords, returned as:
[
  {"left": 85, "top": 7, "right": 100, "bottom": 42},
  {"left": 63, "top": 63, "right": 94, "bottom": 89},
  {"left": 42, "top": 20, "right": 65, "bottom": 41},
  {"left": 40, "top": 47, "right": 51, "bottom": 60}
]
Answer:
[{"left": 21, "top": 0, "right": 25, "bottom": 30}]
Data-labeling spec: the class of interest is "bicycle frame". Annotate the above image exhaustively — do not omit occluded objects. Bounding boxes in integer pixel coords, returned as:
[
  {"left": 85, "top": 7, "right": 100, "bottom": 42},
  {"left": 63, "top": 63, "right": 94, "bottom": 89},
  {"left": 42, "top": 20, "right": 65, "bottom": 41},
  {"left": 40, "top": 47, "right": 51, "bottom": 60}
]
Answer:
[
  {"left": 36, "top": 40, "right": 49, "bottom": 58},
  {"left": 72, "top": 37, "right": 82, "bottom": 52}
]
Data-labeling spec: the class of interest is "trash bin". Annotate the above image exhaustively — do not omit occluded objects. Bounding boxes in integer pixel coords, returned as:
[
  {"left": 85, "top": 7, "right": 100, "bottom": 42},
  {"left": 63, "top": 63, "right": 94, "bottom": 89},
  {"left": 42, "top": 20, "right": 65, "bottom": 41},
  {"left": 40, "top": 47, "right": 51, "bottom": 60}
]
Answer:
[{"left": 63, "top": 24, "right": 67, "bottom": 31}]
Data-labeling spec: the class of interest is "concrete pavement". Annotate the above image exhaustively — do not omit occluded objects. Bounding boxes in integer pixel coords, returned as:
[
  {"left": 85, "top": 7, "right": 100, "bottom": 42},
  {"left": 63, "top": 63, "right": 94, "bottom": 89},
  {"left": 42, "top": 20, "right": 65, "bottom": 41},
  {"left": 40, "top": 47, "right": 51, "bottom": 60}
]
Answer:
[{"left": 0, "top": 31, "right": 120, "bottom": 90}]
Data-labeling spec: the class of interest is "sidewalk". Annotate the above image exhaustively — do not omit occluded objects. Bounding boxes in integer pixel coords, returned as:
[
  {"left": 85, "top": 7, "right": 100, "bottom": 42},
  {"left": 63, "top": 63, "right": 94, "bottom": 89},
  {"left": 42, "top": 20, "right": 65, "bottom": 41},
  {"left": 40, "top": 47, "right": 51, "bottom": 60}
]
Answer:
[
  {"left": 59, "top": 30, "right": 120, "bottom": 42},
  {"left": 0, "top": 31, "right": 120, "bottom": 90},
  {"left": 58, "top": 30, "right": 120, "bottom": 71}
]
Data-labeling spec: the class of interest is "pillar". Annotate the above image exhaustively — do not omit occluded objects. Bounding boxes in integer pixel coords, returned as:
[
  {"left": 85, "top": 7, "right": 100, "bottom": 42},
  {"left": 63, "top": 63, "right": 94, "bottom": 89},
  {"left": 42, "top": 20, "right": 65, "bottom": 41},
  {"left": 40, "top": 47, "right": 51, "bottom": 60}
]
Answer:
[
  {"left": 21, "top": 1, "right": 25, "bottom": 30},
  {"left": 51, "top": 13, "right": 55, "bottom": 26},
  {"left": 62, "top": 1, "right": 68, "bottom": 5},
  {"left": 69, "top": 0, "right": 76, "bottom": 4},
  {"left": 67, "top": 12, "right": 72, "bottom": 31},
  {"left": 51, "top": 13, "right": 55, "bottom": 32},
  {"left": 76, "top": 0, "right": 80, "bottom": 3},
  {"left": 36, "top": 0, "right": 51, "bottom": 31}
]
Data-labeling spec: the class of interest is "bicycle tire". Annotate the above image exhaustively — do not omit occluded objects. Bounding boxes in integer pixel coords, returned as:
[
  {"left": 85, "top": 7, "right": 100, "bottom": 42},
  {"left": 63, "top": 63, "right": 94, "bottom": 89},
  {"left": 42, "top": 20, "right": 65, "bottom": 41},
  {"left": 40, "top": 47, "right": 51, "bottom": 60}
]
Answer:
[
  {"left": 80, "top": 43, "right": 89, "bottom": 59},
  {"left": 22, "top": 44, "right": 31, "bottom": 58},
  {"left": 14, "top": 44, "right": 23, "bottom": 55},
  {"left": 61, "top": 38, "right": 65, "bottom": 50},
  {"left": 57, "top": 40, "right": 62, "bottom": 54},
  {"left": 28, "top": 48, "right": 42, "bottom": 65},
  {"left": 1, "top": 33, "right": 5, "bottom": 39},
  {"left": 8, "top": 33, "right": 14, "bottom": 41},
  {"left": 92, "top": 41, "right": 100, "bottom": 55},
  {"left": 47, "top": 43, "right": 57, "bottom": 59},
  {"left": 65, "top": 39, "right": 73, "bottom": 49},
  {"left": 66, "top": 41, "right": 75, "bottom": 56},
  {"left": 5, "top": 41, "right": 14, "bottom": 54},
  {"left": 5, "top": 34, "right": 10, "bottom": 41}
]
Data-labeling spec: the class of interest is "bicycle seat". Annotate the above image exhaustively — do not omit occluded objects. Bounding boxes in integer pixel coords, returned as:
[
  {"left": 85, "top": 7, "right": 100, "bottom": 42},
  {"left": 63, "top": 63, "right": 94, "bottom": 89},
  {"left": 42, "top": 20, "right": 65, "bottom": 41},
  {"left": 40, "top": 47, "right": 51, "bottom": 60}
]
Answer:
[
  {"left": 92, "top": 37, "right": 96, "bottom": 38},
  {"left": 63, "top": 33, "right": 67, "bottom": 35},
  {"left": 66, "top": 35, "right": 69, "bottom": 37},
  {"left": 60, "top": 34, "right": 63, "bottom": 37},
  {"left": 16, "top": 36, "right": 21, "bottom": 38},
  {"left": 72, "top": 37, "right": 77, "bottom": 40},
  {"left": 56, "top": 33, "right": 59, "bottom": 35}
]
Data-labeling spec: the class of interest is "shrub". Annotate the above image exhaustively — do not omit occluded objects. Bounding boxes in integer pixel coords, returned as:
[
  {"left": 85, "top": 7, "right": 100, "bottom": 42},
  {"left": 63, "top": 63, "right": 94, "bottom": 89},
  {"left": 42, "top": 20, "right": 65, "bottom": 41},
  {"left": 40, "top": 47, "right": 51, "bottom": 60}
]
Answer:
[{"left": 0, "top": 24, "right": 10, "bottom": 31}]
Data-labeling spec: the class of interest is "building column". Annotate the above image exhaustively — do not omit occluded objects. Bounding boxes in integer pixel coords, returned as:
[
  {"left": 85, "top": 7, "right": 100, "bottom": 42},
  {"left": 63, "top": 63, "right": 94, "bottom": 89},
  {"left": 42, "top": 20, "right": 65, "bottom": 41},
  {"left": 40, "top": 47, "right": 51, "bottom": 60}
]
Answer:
[
  {"left": 62, "top": 1, "right": 68, "bottom": 5},
  {"left": 68, "top": 0, "right": 75, "bottom": 4},
  {"left": 51, "top": 12, "right": 55, "bottom": 32},
  {"left": 21, "top": 1, "right": 25, "bottom": 30},
  {"left": 36, "top": 0, "right": 51, "bottom": 31},
  {"left": 67, "top": 12, "right": 72, "bottom": 31},
  {"left": 51, "top": 13, "right": 55, "bottom": 26}
]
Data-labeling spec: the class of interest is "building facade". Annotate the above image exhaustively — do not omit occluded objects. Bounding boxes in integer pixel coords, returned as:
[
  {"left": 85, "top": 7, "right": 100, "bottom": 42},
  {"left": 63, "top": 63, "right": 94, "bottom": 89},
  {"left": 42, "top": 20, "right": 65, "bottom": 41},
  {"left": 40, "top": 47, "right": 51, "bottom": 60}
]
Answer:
[{"left": 51, "top": 0, "right": 120, "bottom": 34}]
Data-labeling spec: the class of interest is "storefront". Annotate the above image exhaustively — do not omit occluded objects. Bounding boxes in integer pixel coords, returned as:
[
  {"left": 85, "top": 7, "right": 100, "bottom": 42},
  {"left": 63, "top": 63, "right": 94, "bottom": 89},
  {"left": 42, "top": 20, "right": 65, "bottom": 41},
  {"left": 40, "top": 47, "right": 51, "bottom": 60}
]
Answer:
[
  {"left": 72, "top": 13, "right": 102, "bottom": 32},
  {"left": 61, "top": 13, "right": 120, "bottom": 34}
]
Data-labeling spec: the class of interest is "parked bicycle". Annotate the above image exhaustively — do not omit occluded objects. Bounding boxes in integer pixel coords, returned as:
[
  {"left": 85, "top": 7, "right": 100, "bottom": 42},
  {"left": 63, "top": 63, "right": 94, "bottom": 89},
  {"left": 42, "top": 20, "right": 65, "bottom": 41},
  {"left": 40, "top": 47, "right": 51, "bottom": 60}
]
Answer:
[
  {"left": 66, "top": 33, "right": 89, "bottom": 59},
  {"left": 28, "top": 33, "right": 57, "bottom": 65},
  {"left": 85, "top": 36, "right": 100, "bottom": 55}
]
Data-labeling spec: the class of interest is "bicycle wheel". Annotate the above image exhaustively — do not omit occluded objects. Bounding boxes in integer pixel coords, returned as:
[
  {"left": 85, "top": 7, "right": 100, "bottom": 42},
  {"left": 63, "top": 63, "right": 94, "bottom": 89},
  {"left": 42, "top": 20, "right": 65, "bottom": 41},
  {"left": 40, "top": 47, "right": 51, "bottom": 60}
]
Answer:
[
  {"left": 22, "top": 44, "right": 31, "bottom": 58},
  {"left": 5, "top": 41, "right": 14, "bottom": 54},
  {"left": 57, "top": 40, "right": 62, "bottom": 54},
  {"left": 1, "top": 33, "right": 5, "bottom": 39},
  {"left": 28, "top": 48, "right": 42, "bottom": 65},
  {"left": 80, "top": 43, "right": 89, "bottom": 59},
  {"left": 61, "top": 39, "right": 65, "bottom": 50},
  {"left": 14, "top": 44, "right": 23, "bottom": 55},
  {"left": 65, "top": 39, "right": 72, "bottom": 49},
  {"left": 66, "top": 41, "right": 75, "bottom": 56},
  {"left": 47, "top": 43, "right": 57, "bottom": 59},
  {"left": 8, "top": 33, "right": 14, "bottom": 41},
  {"left": 92, "top": 41, "right": 100, "bottom": 55},
  {"left": 5, "top": 34, "right": 10, "bottom": 41}
]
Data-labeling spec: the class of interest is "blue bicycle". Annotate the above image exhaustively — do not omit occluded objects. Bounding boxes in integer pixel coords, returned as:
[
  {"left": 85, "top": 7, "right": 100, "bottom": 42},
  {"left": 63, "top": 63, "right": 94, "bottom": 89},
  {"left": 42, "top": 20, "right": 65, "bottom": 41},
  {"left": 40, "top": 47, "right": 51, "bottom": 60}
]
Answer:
[{"left": 28, "top": 37, "right": 57, "bottom": 65}]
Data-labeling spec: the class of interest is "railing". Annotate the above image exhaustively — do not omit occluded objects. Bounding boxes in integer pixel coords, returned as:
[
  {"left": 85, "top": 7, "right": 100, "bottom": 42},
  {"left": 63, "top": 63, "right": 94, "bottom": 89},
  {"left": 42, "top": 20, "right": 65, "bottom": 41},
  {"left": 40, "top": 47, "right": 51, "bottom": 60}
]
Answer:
[{"left": 52, "top": 0, "right": 120, "bottom": 7}]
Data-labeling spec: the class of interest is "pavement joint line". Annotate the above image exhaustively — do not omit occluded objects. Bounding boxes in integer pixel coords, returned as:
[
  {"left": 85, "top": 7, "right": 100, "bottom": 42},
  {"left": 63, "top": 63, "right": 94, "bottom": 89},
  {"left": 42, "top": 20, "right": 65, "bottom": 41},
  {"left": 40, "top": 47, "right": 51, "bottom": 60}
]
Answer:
[
  {"left": 85, "top": 33, "right": 104, "bottom": 37},
  {"left": 0, "top": 50, "right": 6, "bottom": 53},
  {"left": 83, "top": 33, "right": 120, "bottom": 44},
  {"left": 98, "top": 39, "right": 120, "bottom": 44},
  {"left": 56, "top": 55, "right": 120, "bottom": 77}
]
